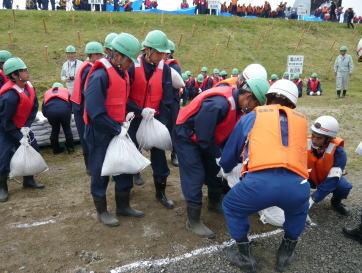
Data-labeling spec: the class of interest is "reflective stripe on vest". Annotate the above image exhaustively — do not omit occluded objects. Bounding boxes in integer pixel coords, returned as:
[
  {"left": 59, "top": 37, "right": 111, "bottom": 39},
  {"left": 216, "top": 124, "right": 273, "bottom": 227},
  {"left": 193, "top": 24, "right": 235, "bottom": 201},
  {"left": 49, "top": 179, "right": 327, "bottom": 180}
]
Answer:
[
  {"left": 307, "top": 137, "right": 344, "bottom": 185},
  {"left": 44, "top": 87, "right": 69, "bottom": 105},
  {"left": 309, "top": 79, "right": 319, "bottom": 92},
  {"left": 243, "top": 105, "right": 309, "bottom": 178},
  {"left": 176, "top": 86, "right": 242, "bottom": 145},
  {"left": 0, "top": 81, "right": 36, "bottom": 128},
  {"left": 70, "top": 61, "right": 93, "bottom": 105},
  {"left": 83, "top": 58, "right": 129, "bottom": 125},
  {"left": 129, "top": 56, "right": 164, "bottom": 114},
  {"left": 215, "top": 77, "right": 237, "bottom": 88}
]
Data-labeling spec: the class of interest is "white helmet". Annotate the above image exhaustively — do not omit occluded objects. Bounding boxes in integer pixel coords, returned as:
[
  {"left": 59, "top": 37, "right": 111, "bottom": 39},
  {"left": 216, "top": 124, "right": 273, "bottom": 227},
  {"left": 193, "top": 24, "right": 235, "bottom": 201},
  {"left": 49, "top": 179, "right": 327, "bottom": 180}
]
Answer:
[
  {"left": 267, "top": 79, "right": 298, "bottom": 106},
  {"left": 242, "top": 64, "right": 268, "bottom": 81},
  {"left": 311, "top": 116, "right": 339, "bottom": 138}
]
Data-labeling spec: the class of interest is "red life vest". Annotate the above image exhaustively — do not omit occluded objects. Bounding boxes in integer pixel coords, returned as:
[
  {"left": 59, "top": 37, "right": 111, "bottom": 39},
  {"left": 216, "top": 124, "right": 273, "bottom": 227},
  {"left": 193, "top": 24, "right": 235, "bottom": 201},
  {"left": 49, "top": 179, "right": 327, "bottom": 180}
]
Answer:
[
  {"left": 129, "top": 56, "right": 164, "bottom": 115},
  {"left": 176, "top": 86, "right": 242, "bottom": 146},
  {"left": 186, "top": 78, "right": 194, "bottom": 88},
  {"left": 83, "top": 58, "right": 129, "bottom": 125},
  {"left": 0, "top": 81, "right": 36, "bottom": 128},
  {"left": 43, "top": 87, "right": 69, "bottom": 105},
  {"left": 212, "top": 77, "right": 221, "bottom": 87},
  {"left": 202, "top": 76, "right": 211, "bottom": 89},
  {"left": 71, "top": 60, "right": 93, "bottom": 105},
  {"left": 165, "top": 59, "right": 180, "bottom": 66},
  {"left": 309, "top": 79, "right": 319, "bottom": 92},
  {"left": 194, "top": 80, "right": 204, "bottom": 89},
  {"left": 0, "top": 70, "right": 9, "bottom": 86},
  {"left": 307, "top": 137, "right": 344, "bottom": 185},
  {"left": 295, "top": 79, "right": 303, "bottom": 87}
]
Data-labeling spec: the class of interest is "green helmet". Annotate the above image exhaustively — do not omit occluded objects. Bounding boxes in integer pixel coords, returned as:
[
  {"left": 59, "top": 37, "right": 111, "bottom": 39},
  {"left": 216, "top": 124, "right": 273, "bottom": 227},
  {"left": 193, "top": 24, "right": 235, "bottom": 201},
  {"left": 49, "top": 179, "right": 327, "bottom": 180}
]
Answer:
[
  {"left": 182, "top": 73, "right": 189, "bottom": 82},
  {"left": 85, "top": 41, "right": 104, "bottom": 55},
  {"left": 104, "top": 32, "right": 117, "bottom": 50},
  {"left": 201, "top": 66, "right": 208, "bottom": 72},
  {"left": 111, "top": 33, "right": 141, "bottom": 64},
  {"left": 3, "top": 57, "right": 27, "bottom": 75},
  {"left": 0, "top": 50, "right": 12, "bottom": 63},
  {"left": 185, "top": 70, "right": 192, "bottom": 76},
  {"left": 143, "top": 30, "right": 170, "bottom": 53},
  {"left": 292, "top": 74, "right": 299, "bottom": 80},
  {"left": 231, "top": 68, "right": 239, "bottom": 75},
  {"left": 311, "top": 72, "right": 318, "bottom": 78},
  {"left": 66, "top": 45, "right": 76, "bottom": 53},
  {"left": 245, "top": 78, "right": 270, "bottom": 105},
  {"left": 52, "top": 82, "right": 64, "bottom": 89},
  {"left": 283, "top": 72, "right": 289, "bottom": 78},
  {"left": 220, "top": 70, "right": 227, "bottom": 76},
  {"left": 339, "top": 46, "right": 348, "bottom": 51},
  {"left": 168, "top": 40, "right": 176, "bottom": 52},
  {"left": 197, "top": 74, "right": 204, "bottom": 83},
  {"left": 271, "top": 74, "right": 278, "bottom": 80},
  {"left": 213, "top": 68, "right": 220, "bottom": 74}
]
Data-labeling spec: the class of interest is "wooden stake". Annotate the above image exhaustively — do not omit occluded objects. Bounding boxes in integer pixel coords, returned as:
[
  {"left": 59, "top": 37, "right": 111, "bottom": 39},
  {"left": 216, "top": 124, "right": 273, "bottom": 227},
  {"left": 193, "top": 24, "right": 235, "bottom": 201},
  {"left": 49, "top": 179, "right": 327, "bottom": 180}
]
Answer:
[
  {"left": 141, "top": 21, "right": 146, "bottom": 35},
  {"left": 177, "top": 33, "right": 184, "bottom": 48},
  {"left": 77, "top": 31, "right": 81, "bottom": 47},
  {"left": 161, "top": 12, "right": 164, "bottom": 25},
  {"left": 205, "top": 15, "right": 208, "bottom": 26},
  {"left": 109, "top": 12, "right": 113, "bottom": 25},
  {"left": 12, "top": 10, "right": 16, "bottom": 24},
  {"left": 44, "top": 46, "right": 49, "bottom": 62},
  {"left": 330, "top": 40, "right": 336, "bottom": 50},
  {"left": 72, "top": 13, "right": 75, "bottom": 24},
  {"left": 191, "top": 24, "right": 196, "bottom": 37},
  {"left": 42, "top": 18, "right": 48, "bottom": 34},
  {"left": 294, "top": 26, "right": 308, "bottom": 53},
  {"left": 213, "top": 44, "right": 219, "bottom": 59},
  {"left": 226, "top": 33, "right": 231, "bottom": 48}
]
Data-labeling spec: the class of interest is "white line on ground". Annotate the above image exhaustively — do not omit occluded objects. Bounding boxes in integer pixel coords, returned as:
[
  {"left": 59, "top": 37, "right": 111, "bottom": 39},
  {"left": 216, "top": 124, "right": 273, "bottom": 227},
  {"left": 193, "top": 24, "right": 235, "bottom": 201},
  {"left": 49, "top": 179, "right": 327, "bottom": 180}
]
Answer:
[{"left": 109, "top": 229, "right": 284, "bottom": 273}]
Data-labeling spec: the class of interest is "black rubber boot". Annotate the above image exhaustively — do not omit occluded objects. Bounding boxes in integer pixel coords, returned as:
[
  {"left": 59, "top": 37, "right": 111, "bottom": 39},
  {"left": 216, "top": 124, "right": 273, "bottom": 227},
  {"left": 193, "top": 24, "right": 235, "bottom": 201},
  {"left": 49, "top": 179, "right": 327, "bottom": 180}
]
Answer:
[
  {"left": 186, "top": 204, "right": 215, "bottom": 239},
  {"left": 23, "top": 176, "right": 45, "bottom": 189},
  {"left": 65, "top": 138, "right": 75, "bottom": 153},
  {"left": 0, "top": 174, "right": 9, "bottom": 202},
  {"left": 133, "top": 173, "right": 145, "bottom": 186},
  {"left": 276, "top": 237, "right": 298, "bottom": 272},
  {"left": 171, "top": 151, "right": 179, "bottom": 167},
  {"left": 92, "top": 195, "right": 119, "bottom": 227},
  {"left": 154, "top": 177, "right": 174, "bottom": 209},
  {"left": 115, "top": 191, "right": 144, "bottom": 217},
  {"left": 331, "top": 196, "right": 351, "bottom": 215},
  {"left": 343, "top": 224, "right": 362, "bottom": 243},
  {"left": 227, "top": 241, "right": 256, "bottom": 272},
  {"left": 207, "top": 187, "right": 223, "bottom": 213},
  {"left": 342, "top": 90, "right": 347, "bottom": 98},
  {"left": 337, "top": 90, "right": 341, "bottom": 98},
  {"left": 50, "top": 138, "right": 64, "bottom": 155}
]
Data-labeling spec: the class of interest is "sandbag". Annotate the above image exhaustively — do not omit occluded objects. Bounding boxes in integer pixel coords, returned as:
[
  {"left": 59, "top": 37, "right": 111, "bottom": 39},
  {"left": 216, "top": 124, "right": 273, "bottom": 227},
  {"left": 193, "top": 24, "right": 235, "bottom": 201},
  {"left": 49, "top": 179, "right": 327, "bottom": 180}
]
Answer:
[
  {"left": 101, "top": 134, "right": 150, "bottom": 176},
  {"left": 259, "top": 206, "right": 285, "bottom": 227},
  {"left": 136, "top": 117, "right": 172, "bottom": 151},
  {"left": 171, "top": 67, "right": 185, "bottom": 88},
  {"left": 357, "top": 38, "right": 362, "bottom": 62},
  {"left": 225, "top": 163, "right": 242, "bottom": 188},
  {"left": 9, "top": 128, "right": 49, "bottom": 178}
]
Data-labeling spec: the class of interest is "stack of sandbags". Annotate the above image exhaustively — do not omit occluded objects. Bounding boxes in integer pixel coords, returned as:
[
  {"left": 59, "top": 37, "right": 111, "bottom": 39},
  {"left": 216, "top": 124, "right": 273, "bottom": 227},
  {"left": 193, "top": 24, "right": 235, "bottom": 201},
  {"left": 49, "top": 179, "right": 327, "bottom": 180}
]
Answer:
[{"left": 30, "top": 112, "right": 80, "bottom": 146}]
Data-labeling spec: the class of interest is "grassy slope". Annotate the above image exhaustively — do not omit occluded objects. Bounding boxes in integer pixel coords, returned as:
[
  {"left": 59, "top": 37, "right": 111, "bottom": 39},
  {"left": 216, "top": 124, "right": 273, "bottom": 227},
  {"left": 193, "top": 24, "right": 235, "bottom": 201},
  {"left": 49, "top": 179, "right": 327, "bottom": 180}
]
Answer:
[{"left": 0, "top": 10, "right": 361, "bottom": 167}]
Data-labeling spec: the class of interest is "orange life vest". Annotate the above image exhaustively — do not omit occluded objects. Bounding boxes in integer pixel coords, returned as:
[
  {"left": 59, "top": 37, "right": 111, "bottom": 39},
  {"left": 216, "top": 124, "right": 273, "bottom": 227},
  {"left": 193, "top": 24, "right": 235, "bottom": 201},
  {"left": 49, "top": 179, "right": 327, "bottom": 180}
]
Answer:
[
  {"left": 242, "top": 105, "right": 308, "bottom": 178},
  {"left": 71, "top": 60, "right": 93, "bottom": 105},
  {"left": 43, "top": 87, "right": 69, "bottom": 104},
  {"left": 308, "top": 79, "right": 319, "bottom": 92},
  {"left": 215, "top": 77, "right": 237, "bottom": 88},
  {"left": 129, "top": 56, "right": 164, "bottom": 115},
  {"left": 0, "top": 81, "right": 36, "bottom": 128},
  {"left": 307, "top": 137, "right": 344, "bottom": 185},
  {"left": 83, "top": 58, "right": 129, "bottom": 125}
]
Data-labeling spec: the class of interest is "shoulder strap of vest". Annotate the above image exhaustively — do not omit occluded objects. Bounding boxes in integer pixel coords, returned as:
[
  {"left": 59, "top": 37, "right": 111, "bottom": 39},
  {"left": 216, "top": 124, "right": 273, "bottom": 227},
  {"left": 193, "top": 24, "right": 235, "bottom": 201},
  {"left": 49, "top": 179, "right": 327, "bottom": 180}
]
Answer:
[
  {"left": 134, "top": 56, "right": 142, "bottom": 68},
  {"left": 99, "top": 58, "right": 112, "bottom": 69}
]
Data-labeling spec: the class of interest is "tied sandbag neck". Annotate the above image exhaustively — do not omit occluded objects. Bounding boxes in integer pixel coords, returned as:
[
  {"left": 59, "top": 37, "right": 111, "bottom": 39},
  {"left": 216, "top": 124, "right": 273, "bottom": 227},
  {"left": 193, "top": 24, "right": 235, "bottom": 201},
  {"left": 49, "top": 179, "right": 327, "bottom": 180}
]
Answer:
[{"left": 20, "top": 127, "right": 35, "bottom": 146}]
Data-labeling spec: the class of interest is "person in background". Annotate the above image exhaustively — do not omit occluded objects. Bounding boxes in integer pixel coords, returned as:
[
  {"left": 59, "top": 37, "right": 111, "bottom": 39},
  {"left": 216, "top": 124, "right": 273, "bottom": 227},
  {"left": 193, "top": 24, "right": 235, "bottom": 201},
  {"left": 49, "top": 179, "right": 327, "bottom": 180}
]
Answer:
[
  {"left": 334, "top": 46, "right": 353, "bottom": 98},
  {"left": 185, "top": 71, "right": 195, "bottom": 101},
  {"left": 347, "top": 8, "right": 354, "bottom": 29},
  {"left": 104, "top": 33, "right": 117, "bottom": 58},
  {"left": 231, "top": 68, "right": 239, "bottom": 78},
  {"left": 292, "top": 74, "right": 303, "bottom": 97},
  {"left": 201, "top": 67, "right": 213, "bottom": 90},
  {"left": 181, "top": 0, "right": 189, "bottom": 9},
  {"left": 282, "top": 71, "right": 289, "bottom": 79},
  {"left": 269, "top": 74, "right": 278, "bottom": 85},
  {"left": 220, "top": 70, "right": 228, "bottom": 80},
  {"left": 0, "top": 51, "right": 12, "bottom": 89},
  {"left": 192, "top": 74, "right": 204, "bottom": 98},
  {"left": 306, "top": 73, "right": 322, "bottom": 96},
  {"left": 61, "top": 45, "right": 83, "bottom": 96},
  {"left": 211, "top": 68, "right": 221, "bottom": 86}
]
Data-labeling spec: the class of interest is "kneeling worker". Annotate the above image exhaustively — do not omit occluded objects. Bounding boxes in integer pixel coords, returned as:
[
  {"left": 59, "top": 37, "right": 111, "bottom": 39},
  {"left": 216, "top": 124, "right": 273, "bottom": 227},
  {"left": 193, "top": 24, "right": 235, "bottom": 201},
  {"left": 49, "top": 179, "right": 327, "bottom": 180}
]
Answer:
[{"left": 306, "top": 73, "right": 322, "bottom": 96}]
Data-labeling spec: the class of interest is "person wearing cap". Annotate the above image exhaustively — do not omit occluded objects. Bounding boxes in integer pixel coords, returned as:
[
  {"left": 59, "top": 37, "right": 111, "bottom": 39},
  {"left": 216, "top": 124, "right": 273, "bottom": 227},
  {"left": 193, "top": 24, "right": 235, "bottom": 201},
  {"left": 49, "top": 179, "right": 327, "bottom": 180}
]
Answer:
[
  {"left": 334, "top": 46, "right": 353, "bottom": 98},
  {"left": 0, "top": 57, "right": 44, "bottom": 203},
  {"left": 61, "top": 45, "right": 83, "bottom": 96},
  {"left": 307, "top": 116, "right": 352, "bottom": 216},
  {"left": 104, "top": 33, "right": 117, "bottom": 58},
  {"left": 165, "top": 40, "right": 182, "bottom": 167},
  {"left": 292, "top": 74, "right": 303, "bottom": 97},
  {"left": 282, "top": 71, "right": 289, "bottom": 79},
  {"left": 0, "top": 50, "right": 12, "bottom": 89},
  {"left": 180, "top": 73, "right": 189, "bottom": 106},
  {"left": 126, "top": 30, "right": 174, "bottom": 209},
  {"left": 211, "top": 68, "right": 221, "bottom": 87},
  {"left": 173, "top": 78, "right": 270, "bottom": 239},
  {"left": 71, "top": 41, "right": 104, "bottom": 174},
  {"left": 231, "top": 68, "right": 239, "bottom": 78},
  {"left": 83, "top": 33, "right": 144, "bottom": 227},
  {"left": 269, "top": 74, "right": 278, "bottom": 85},
  {"left": 220, "top": 79, "right": 310, "bottom": 272},
  {"left": 191, "top": 74, "right": 204, "bottom": 99},
  {"left": 185, "top": 71, "right": 195, "bottom": 102},
  {"left": 220, "top": 70, "right": 228, "bottom": 80},
  {"left": 306, "top": 73, "right": 322, "bottom": 96},
  {"left": 42, "top": 83, "right": 73, "bottom": 154},
  {"left": 200, "top": 67, "right": 213, "bottom": 91}
]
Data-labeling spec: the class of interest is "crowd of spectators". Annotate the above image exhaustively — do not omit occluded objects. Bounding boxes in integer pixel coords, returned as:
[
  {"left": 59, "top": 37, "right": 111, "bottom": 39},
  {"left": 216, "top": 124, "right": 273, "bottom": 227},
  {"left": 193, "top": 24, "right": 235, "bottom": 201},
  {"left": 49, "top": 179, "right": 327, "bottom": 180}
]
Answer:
[{"left": 221, "top": 1, "right": 288, "bottom": 18}]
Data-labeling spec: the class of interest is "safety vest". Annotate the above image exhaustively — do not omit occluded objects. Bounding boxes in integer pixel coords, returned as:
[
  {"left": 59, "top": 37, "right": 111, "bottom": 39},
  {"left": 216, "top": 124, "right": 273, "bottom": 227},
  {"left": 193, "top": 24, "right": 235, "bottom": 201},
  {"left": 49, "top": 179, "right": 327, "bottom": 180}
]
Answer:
[
  {"left": 295, "top": 79, "right": 303, "bottom": 87},
  {"left": 165, "top": 59, "right": 180, "bottom": 66},
  {"left": 83, "top": 58, "right": 129, "bottom": 125},
  {"left": 194, "top": 81, "right": 204, "bottom": 89},
  {"left": 242, "top": 105, "right": 308, "bottom": 178},
  {"left": 43, "top": 87, "right": 69, "bottom": 105},
  {"left": 0, "top": 81, "right": 35, "bottom": 129},
  {"left": 309, "top": 79, "right": 319, "bottom": 92},
  {"left": 71, "top": 60, "right": 93, "bottom": 105},
  {"left": 215, "top": 77, "right": 237, "bottom": 88},
  {"left": 269, "top": 80, "right": 276, "bottom": 86},
  {"left": 211, "top": 77, "right": 221, "bottom": 87},
  {"left": 0, "top": 70, "right": 9, "bottom": 86},
  {"left": 307, "top": 137, "right": 344, "bottom": 186},
  {"left": 129, "top": 56, "right": 164, "bottom": 114},
  {"left": 202, "top": 76, "right": 211, "bottom": 89},
  {"left": 176, "top": 86, "right": 241, "bottom": 145},
  {"left": 186, "top": 78, "right": 194, "bottom": 88}
]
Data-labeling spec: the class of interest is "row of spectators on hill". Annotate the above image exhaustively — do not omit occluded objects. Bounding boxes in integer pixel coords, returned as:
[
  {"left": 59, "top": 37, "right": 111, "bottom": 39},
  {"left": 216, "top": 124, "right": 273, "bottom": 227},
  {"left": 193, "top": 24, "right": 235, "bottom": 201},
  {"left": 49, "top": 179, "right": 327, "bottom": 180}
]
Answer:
[{"left": 220, "top": 1, "right": 288, "bottom": 18}]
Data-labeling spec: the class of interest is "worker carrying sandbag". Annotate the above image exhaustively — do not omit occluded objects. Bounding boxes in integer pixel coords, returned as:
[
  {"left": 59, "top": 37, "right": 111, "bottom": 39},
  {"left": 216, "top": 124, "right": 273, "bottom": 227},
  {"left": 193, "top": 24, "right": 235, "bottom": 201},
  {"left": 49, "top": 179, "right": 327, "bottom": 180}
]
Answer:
[
  {"left": 83, "top": 33, "right": 144, "bottom": 227},
  {"left": 0, "top": 57, "right": 45, "bottom": 203}
]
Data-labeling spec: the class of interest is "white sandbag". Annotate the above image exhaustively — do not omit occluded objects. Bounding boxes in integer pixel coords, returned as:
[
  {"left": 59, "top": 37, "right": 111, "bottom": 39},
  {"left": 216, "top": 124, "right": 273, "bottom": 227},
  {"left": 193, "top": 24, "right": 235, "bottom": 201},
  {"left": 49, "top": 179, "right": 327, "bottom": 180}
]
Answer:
[
  {"left": 355, "top": 141, "right": 362, "bottom": 156},
  {"left": 226, "top": 164, "right": 242, "bottom": 188},
  {"left": 136, "top": 117, "right": 172, "bottom": 151},
  {"left": 357, "top": 38, "right": 362, "bottom": 61},
  {"left": 171, "top": 67, "right": 185, "bottom": 89},
  {"left": 259, "top": 206, "right": 285, "bottom": 227},
  {"left": 9, "top": 128, "right": 49, "bottom": 178},
  {"left": 101, "top": 133, "right": 150, "bottom": 176}
]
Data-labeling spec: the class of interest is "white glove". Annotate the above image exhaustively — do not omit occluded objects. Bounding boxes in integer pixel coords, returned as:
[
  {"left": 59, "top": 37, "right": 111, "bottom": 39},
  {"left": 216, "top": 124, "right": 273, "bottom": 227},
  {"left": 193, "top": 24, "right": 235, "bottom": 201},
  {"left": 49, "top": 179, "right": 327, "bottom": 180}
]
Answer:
[
  {"left": 198, "top": 88, "right": 202, "bottom": 94},
  {"left": 141, "top": 108, "right": 156, "bottom": 121},
  {"left": 309, "top": 197, "right": 314, "bottom": 209}
]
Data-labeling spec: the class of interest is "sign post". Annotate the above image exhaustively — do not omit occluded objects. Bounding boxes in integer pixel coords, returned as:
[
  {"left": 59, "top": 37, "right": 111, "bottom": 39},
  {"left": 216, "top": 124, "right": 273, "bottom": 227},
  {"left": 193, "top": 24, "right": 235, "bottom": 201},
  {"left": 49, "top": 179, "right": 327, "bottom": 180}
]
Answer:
[
  {"left": 287, "top": 55, "right": 304, "bottom": 78},
  {"left": 208, "top": 0, "right": 220, "bottom": 15},
  {"left": 88, "top": 0, "right": 103, "bottom": 12}
]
